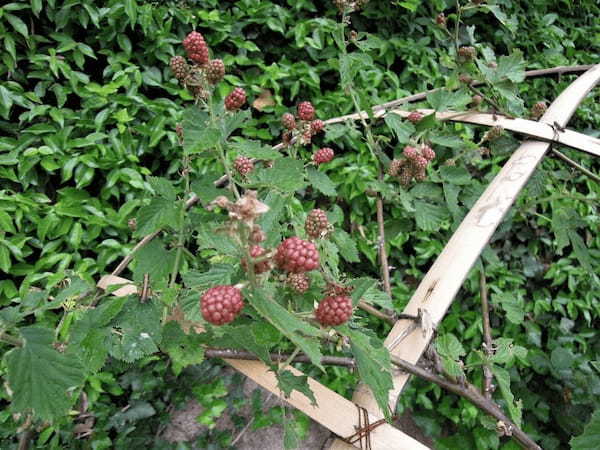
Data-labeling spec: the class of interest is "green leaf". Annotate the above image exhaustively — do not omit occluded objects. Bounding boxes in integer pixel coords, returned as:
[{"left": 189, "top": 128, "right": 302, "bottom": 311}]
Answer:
[
  {"left": 147, "top": 176, "right": 176, "bottom": 201},
  {"left": 344, "top": 327, "right": 393, "bottom": 420},
  {"left": 124, "top": 0, "right": 137, "bottom": 26},
  {"left": 568, "top": 229, "right": 594, "bottom": 273},
  {"left": 491, "top": 365, "right": 522, "bottom": 426},
  {"left": 196, "top": 223, "right": 239, "bottom": 255},
  {"left": 571, "top": 409, "right": 600, "bottom": 450},
  {"left": 191, "top": 174, "right": 230, "bottom": 205},
  {"left": 250, "top": 158, "right": 306, "bottom": 193},
  {"left": 414, "top": 200, "right": 448, "bottom": 231},
  {"left": 5, "top": 13, "right": 29, "bottom": 39},
  {"left": 492, "top": 292, "right": 524, "bottom": 325},
  {"left": 551, "top": 347, "right": 575, "bottom": 370},
  {"left": 135, "top": 197, "right": 180, "bottom": 236},
  {"left": 231, "top": 140, "right": 282, "bottom": 160},
  {"left": 183, "top": 264, "right": 236, "bottom": 290},
  {"left": 479, "top": 50, "right": 525, "bottom": 83},
  {"left": 331, "top": 229, "right": 359, "bottom": 263},
  {"left": 440, "top": 166, "right": 472, "bottom": 185},
  {"left": 427, "top": 89, "right": 471, "bottom": 111},
  {"left": 306, "top": 168, "right": 336, "bottom": 196},
  {"left": 277, "top": 370, "right": 317, "bottom": 406},
  {"left": 384, "top": 113, "right": 415, "bottom": 144},
  {"left": 160, "top": 322, "right": 205, "bottom": 376},
  {"left": 132, "top": 239, "right": 176, "bottom": 284},
  {"left": 0, "top": 210, "right": 16, "bottom": 233},
  {"left": 350, "top": 278, "right": 377, "bottom": 307},
  {"left": 5, "top": 327, "right": 85, "bottom": 420},
  {"left": 436, "top": 333, "right": 466, "bottom": 360},
  {"left": 250, "top": 287, "right": 323, "bottom": 370},
  {"left": 108, "top": 297, "right": 162, "bottom": 363}
]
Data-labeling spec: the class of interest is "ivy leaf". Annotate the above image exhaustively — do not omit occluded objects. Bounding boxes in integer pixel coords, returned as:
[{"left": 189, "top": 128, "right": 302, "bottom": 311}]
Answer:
[
  {"left": 160, "top": 322, "right": 205, "bottom": 376},
  {"left": 491, "top": 365, "right": 522, "bottom": 426},
  {"left": 135, "top": 198, "right": 180, "bottom": 236},
  {"left": 306, "top": 168, "right": 336, "bottom": 196},
  {"left": 250, "top": 287, "right": 323, "bottom": 371},
  {"left": 277, "top": 370, "right": 317, "bottom": 406},
  {"left": 5, "top": 326, "right": 85, "bottom": 420},
  {"left": 183, "top": 264, "right": 236, "bottom": 290},
  {"left": 331, "top": 229, "right": 359, "bottom": 263},
  {"left": 571, "top": 408, "right": 600, "bottom": 450},
  {"left": 384, "top": 113, "right": 414, "bottom": 144},
  {"left": 343, "top": 327, "right": 394, "bottom": 420}
]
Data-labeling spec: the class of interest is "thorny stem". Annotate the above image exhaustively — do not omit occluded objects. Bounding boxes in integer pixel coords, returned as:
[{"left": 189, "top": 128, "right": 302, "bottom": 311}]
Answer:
[
  {"left": 550, "top": 148, "right": 600, "bottom": 184},
  {"left": 454, "top": 0, "right": 462, "bottom": 53},
  {"left": 479, "top": 265, "right": 495, "bottom": 400},
  {"left": 338, "top": 13, "right": 393, "bottom": 298},
  {"left": 169, "top": 146, "right": 191, "bottom": 289},
  {"left": 467, "top": 84, "right": 512, "bottom": 118}
]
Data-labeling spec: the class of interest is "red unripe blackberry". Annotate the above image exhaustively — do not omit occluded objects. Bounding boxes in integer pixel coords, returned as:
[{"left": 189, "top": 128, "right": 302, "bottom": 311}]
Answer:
[
  {"left": 225, "top": 87, "right": 247, "bottom": 111},
  {"left": 242, "top": 245, "right": 271, "bottom": 274},
  {"left": 297, "top": 101, "right": 315, "bottom": 121},
  {"left": 315, "top": 295, "right": 353, "bottom": 326},
  {"left": 234, "top": 156, "right": 253, "bottom": 176},
  {"left": 313, "top": 147, "right": 334, "bottom": 165},
  {"left": 281, "top": 113, "right": 296, "bottom": 130},
  {"left": 403, "top": 146, "right": 418, "bottom": 160},
  {"left": 205, "top": 59, "right": 225, "bottom": 84},
  {"left": 201, "top": 285, "right": 243, "bottom": 325},
  {"left": 305, "top": 209, "right": 329, "bottom": 239},
  {"left": 413, "top": 155, "right": 429, "bottom": 170},
  {"left": 310, "top": 119, "right": 325, "bottom": 135},
  {"left": 287, "top": 273, "right": 310, "bottom": 293},
  {"left": 399, "top": 167, "right": 413, "bottom": 186},
  {"left": 407, "top": 111, "right": 424, "bottom": 124},
  {"left": 421, "top": 145, "right": 436, "bottom": 161},
  {"left": 275, "top": 237, "right": 320, "bottom": 273},
  {"left": 387, "top": 158, "right": 406, "bottom": 176},
  {"left": 324, "top": 282, "right": 354, "bottom": 297},
  {"left": 414, "top": 168, "right": 427, "bottom": 182},
  {"left": 170, "top": 56, "right": 189, "bottom": 81},
  {"left": 183, "top": 31, "right": 209, "bottom": 65}
]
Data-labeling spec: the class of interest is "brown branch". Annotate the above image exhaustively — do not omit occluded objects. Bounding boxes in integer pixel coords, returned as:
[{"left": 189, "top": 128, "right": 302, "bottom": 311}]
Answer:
[
  {"left": 479, "top": 266, "right": 494, "bottom": 400},
  {"left": 204, "top": 347, "right": 541, "bottom": 450},
  {"left": 390, "top": 355, "right": 542, "bottom": 450},
  {"left": 358, "top": 301, "right": 395, "bottom": 325},
  {"left": 550, "top": 148, "right": 600, "bottom": 184},
  {"left": 376, "top": 170, "right": 392, "bottom": 297}
]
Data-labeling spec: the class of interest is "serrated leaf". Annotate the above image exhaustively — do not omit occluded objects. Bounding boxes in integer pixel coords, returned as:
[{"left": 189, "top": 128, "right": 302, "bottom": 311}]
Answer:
[
  {"left": 109, "top": 297, "right": 162, "bottom": 363},
  {"left": 414, "top": 200, "right": 448, "bottom": 231},
  {"left": 196, "top": 223, "right": 239, "bottom": 255},
  {"left": 571, "top": 409, "right": 600, "bottom": 450},
  {"left": 191, "top": 174, "right": 230, "bottom": 205},
  {"left": 491, "top": 365, "right": 522, "bottom": 426},
  {"left": 5, "top": 327, "right": 85, "bottom": 420},
  {"left": 147, "top": 176, "right": 176, "bottom": 201},
  {"left": 231, "top": 140, "right": 282, "bottom": 160},
  {"left": 132, "top": 239, "right": 175, "bottom": 284},
  {"left": 160, "top": 322, "right": 205, "bottom": 375},
  {"left": 135, "top": 198, "right": 180, "bottom": 236},
  {"left": 250, "top": 287, "right": 323, "bottom": 370},
  {"left": 183, "top": 264, "right": 236, "bottom": 290},
  {"left": 436, "top": 333, "right": 466, "bottom": 360},
  {"left": 440, "top": 166, "right": 471, "bottom": 185},
  {"left": 343, "top": 327, "right": 393, "bottom": 420},
  {"left": 351, "top": 278, "right": 377, "bottom": 307},
  {"left": 277, "top": 370, "right": 317, "bottom": 406},
  {"left": 427, "top": 89, "right": 471, "bottom": 112},
  {"left": 250, "top": 158, "right": 306, "bottom": 193},
  {"left": 568, "top": 229, "right": 594, "bottom": 273},
  {"left": 479, "top": 51, "right": 525, "bottom": 83},
  {"left": 306, "top": 168, "right": 336, "bottom": 196},
  {"left": 332, "top": 229, "right": 359, "bottom": 263},
  {"left": 384, "top": 113, "right": 415, "bottom": 144},
  {"left": 362, "top": 286, "right": 394, "bottom": 310}
]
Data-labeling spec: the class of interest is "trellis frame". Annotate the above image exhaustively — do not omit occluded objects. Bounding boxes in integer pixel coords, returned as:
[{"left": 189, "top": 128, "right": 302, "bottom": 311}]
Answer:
[{"left": 99, "top": 64, "right": 600, "bottom": 449}]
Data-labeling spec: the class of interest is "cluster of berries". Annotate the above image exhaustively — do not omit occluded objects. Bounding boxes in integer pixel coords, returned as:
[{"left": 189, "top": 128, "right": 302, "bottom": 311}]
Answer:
[
  {"left": 170, "top": 31, "right": 246, "bottom": 111},
  {"left": 281, "top": 101, "right": 325, "bottom": 147},
  {"left": 200, "top": 210, "right": 352, "bottom": 327},
  {"left": 388, "top": 144, "right": 436, "bottom": 186}
]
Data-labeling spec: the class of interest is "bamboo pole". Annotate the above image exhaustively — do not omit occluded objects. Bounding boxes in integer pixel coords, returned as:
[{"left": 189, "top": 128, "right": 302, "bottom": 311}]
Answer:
[{"left": 328, "top": 64, "right": 600, "bottom": 450}]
